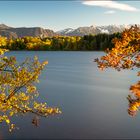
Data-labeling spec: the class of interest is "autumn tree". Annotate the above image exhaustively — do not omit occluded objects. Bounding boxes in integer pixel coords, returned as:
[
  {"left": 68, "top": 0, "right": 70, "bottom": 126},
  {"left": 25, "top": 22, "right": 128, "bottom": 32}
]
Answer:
[
  {"left": 95, "top": 25, "right": 140, "bottom": 117},
  {"left": 0, "top": 49, "right": 61, "bottom": 132}
]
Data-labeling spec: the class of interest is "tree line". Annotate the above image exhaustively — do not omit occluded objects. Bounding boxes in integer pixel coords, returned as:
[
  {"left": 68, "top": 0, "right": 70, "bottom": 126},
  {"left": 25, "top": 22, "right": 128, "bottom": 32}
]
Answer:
[{"left": 0, "top": 33, "right": 121, "bottom": 51}]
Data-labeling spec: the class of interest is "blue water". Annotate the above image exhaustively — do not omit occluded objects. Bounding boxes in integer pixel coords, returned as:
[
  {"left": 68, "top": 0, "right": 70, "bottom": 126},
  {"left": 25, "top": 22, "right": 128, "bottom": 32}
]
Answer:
[{"left": 0, "top": 51, "right": 140, "bottom": 139}]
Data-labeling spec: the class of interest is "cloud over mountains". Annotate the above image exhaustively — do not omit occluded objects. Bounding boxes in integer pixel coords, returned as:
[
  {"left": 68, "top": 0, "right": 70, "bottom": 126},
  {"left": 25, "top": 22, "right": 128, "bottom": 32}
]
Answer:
[{"left": 82, "top": 1, "right": 139, "bottom": 12}]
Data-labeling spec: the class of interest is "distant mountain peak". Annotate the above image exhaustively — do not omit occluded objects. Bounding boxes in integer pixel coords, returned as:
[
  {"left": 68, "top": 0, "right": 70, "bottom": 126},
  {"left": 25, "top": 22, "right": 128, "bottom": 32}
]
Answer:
[
  {"left": 0, "top": 24, "right": 11, "bottom": 29},
  {"left": 56, "top": 28, "right": 74, "bottom": 35}
]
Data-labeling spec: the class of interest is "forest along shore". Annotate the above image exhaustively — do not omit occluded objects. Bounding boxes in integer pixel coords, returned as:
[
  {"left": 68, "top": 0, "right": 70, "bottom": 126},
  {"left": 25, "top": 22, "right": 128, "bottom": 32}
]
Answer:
[{"left": 0, "top": 33, "right": 121, "bottom": 51}]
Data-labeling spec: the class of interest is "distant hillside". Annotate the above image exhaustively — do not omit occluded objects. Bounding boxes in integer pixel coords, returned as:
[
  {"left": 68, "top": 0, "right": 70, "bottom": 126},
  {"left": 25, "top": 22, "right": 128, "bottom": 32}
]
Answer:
[{"left": 0, "top": 24, "right": 58, "bottom": 38}]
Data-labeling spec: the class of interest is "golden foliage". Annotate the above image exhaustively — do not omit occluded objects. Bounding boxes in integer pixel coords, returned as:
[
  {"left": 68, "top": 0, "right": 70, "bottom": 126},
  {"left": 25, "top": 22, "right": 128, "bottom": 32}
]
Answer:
[
  {"left": 95, "top": 25, "right": 140, "bottom": 116},
  {"left": 95, "top": 25, "right": 140, "bottom": 71},
  {"left": 0, "top": 49, "right": 61, "bottom": 131}
]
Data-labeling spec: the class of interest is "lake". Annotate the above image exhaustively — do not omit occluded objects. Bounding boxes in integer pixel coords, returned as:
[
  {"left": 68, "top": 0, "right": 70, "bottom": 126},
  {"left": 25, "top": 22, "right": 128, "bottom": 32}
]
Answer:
[{"left": 0, "top": 51, "right": 140, "bottom": 139}]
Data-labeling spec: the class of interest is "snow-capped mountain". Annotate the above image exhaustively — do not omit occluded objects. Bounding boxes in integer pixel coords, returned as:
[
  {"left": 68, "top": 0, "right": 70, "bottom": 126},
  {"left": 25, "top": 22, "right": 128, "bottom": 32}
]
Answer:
[
  {"left": 56, "top": 28, "right": 74, "bottom": 35},
  {"left": 57, "top": 24, "right": 140, "bottom": 36}
]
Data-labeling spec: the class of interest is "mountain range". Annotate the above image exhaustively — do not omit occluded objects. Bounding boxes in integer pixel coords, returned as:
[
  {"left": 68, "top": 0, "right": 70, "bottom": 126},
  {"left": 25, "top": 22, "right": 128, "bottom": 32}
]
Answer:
[
  {"left": 0, "top": 24, "right": 138, "bottom": 38},
  {"left": 57, "top": 24, "right": 138, "bottom": 36}
]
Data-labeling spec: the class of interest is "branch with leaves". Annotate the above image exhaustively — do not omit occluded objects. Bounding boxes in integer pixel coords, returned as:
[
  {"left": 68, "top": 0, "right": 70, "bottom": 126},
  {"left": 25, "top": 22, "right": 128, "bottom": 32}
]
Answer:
[
  {"left": 95, "top": 25, "right": 140, "bottom": 117},
  {"left": 0, "top": 49, "right": 61, "bottom": 132}
]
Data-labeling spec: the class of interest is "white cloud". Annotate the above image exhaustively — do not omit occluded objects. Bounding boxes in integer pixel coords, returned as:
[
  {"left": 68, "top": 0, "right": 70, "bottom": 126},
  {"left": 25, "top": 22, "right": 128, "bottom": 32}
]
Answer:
[
  {"left": 82, "top": 1, "right": 139, "bottom": 12},
  {"left": 104, "top": 10, "right": 116, "bottom": 14}
]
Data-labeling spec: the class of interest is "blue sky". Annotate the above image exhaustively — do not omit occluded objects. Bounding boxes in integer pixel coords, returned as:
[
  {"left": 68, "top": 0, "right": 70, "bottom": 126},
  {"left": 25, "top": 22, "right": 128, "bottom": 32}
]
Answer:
[{"left": 0, "top": 1, "right": 140, "bottom": 31}]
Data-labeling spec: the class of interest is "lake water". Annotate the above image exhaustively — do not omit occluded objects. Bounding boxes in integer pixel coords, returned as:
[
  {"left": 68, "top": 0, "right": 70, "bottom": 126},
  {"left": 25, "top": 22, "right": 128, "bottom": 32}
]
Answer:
[{"left": 0, "top": 51, "right": 140, "bottom": 139}]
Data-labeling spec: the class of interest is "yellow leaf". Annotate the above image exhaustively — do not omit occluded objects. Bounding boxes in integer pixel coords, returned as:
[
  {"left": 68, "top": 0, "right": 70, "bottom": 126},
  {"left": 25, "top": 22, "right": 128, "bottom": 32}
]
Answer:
[{"left": 6, "top": 119, "right": 10, "bottom": 124}]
